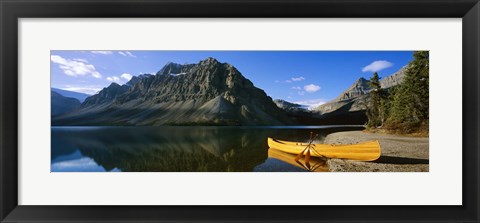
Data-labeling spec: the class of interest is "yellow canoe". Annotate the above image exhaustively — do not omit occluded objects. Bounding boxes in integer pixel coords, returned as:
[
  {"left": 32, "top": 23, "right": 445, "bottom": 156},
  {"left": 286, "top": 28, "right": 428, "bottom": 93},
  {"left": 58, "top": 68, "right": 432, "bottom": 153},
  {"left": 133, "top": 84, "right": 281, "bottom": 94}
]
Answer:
[{"left": 267, "top": 137, "right": 381, "bottom": 161}]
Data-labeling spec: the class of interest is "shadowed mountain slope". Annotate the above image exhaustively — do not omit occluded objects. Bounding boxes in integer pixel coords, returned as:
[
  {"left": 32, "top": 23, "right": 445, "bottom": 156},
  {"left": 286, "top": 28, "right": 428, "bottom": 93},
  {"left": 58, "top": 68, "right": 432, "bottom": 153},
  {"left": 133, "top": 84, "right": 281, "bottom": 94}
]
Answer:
[{"left": 51, "top": 91, "right": 81, "bottom": 116}]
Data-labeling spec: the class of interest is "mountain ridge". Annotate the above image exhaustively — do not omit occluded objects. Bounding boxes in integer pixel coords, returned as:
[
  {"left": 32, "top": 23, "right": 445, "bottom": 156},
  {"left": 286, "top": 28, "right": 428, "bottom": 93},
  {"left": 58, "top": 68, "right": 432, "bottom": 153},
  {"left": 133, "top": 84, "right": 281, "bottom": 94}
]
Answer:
[
  {"left": 310, "top": 65, "right": 409, "bottom": 124},
  {"left": 51, "top": 88, "right": 91, "bottom": 102},
  {"left": 53, "top": 57, "right": 292, "bottom": 126},
  {"left": 51, "top": 91, "right": 81, "bottom": 115}
]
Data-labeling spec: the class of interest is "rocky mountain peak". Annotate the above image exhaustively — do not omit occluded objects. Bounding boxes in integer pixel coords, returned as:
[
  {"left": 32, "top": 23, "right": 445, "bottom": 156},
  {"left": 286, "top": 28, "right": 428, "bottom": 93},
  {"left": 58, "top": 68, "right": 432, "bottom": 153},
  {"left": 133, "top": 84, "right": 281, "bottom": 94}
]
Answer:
[
  {"left": 108, "top": 82, "right": 121, "bottom": 88},
  {"left": 56, "top": 58, "right": 292, "bottom": 126},
  {"left": 125, "top": 74, "right": 152, "bottom": 86},
  {"left": 380, "top": 65, "right": 408, "bottom": 88},
  {"left": 357, "top": 77, "right": 368, "bottom": 83},
  {"left": 129, "top": 57, "right": 252, "bottom": 105},
  {"left": 200, "top": 57, "right": 220, "bottom": 65},
  {"left": 82, "top": 82, "right": 129, "bottom": 107},
  {"left": 335, "top": 77, "right": 371, "bottom": 101},
  {"left": 156, "top": 62, "right": 188, "bottom": 75}
]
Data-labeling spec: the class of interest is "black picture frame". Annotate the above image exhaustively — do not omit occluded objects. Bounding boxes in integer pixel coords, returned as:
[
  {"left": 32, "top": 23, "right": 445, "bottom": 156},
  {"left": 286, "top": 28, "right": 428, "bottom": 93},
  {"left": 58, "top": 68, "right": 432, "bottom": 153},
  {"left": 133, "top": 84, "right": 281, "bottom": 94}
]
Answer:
[{"left": 1, "top": 0, "right": 479, "bottom": 222}]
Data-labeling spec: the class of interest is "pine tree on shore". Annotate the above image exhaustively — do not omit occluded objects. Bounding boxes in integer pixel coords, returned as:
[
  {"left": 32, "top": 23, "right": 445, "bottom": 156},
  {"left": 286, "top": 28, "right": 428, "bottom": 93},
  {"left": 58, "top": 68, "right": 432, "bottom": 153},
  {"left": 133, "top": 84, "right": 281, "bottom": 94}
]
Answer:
[
  {"left": 366, "top": 72, "right": 385, "bottom": 128},
  {"left": 386, "top": 51, "right": 429, "bottom": 133}
]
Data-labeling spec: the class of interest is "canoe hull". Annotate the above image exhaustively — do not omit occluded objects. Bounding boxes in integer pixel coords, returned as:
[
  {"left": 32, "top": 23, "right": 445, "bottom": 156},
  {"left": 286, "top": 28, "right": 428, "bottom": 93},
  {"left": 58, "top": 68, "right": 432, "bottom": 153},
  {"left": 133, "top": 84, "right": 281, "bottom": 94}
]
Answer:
[{"left": 267, "top": 137, "right": 381, "bottom": 161}]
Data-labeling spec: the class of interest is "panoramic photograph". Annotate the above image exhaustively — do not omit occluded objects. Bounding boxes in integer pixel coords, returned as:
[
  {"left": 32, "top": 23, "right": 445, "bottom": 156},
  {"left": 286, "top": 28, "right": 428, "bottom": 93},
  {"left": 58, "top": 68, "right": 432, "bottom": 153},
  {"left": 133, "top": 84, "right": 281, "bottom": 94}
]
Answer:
[{"left": 51, "top": 51, "right": 429, "bottom": 172}]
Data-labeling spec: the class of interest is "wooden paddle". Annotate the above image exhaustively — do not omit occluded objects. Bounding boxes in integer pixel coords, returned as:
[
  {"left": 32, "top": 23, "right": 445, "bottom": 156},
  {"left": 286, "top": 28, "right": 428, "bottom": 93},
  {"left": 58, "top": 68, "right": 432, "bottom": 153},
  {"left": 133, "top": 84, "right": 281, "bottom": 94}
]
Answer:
[
  {"left": 304, "top": 148, "right": 311, "bottom": 169},
  {"left": 304, "top": 134, "right": 319, "bottom": 167},
  {"left": 305, "top": 147, "right": 311, "bottom": 164}
]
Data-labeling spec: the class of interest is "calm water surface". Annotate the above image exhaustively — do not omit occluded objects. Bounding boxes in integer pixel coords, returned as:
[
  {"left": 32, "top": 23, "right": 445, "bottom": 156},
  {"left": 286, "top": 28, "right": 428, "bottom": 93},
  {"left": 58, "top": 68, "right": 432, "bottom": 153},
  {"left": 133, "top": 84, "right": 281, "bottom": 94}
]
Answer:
[{"left": 51, "top": 126, "right": 363, "bottom": 172}]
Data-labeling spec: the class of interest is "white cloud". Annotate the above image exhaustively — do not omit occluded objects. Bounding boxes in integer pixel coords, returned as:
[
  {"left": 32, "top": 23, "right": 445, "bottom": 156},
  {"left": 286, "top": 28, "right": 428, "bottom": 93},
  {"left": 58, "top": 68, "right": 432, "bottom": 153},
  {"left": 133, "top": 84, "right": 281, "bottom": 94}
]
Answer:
[
  {"left": 61, "top": 85, "right": 103, "bottom": 95},
  {"left": 118, "top": 51, "right": 136, "bottom": 58},
  {"left": 73, "top": 58, "right": 88, "bottom": 63},
  {"left": 291, "top": 86, "right": 301, "bottom": 90},
  {"left": 90, "top": 51, "right": 113, "bottom": 55},
  {"left": 294, "top": 99, "right": 327, "bottom": 110},
  {"left": 51, "top": 55, "right": 102, "bottom": 78},
  {"left": 304, "top": 84, "right": 321, "bottom": 93},
  {"left": 298, "top": 91, "right": 305, "bottom": 96},
  {"left": 120, "top": 73, "right": 133, "bottom": 80},
  {"left": 291, "top": 76, "right": 305, "bottom": 82},
  {"left": 106, "top": 76, "right": 121, "bottom": 83},
  {"left": 362, "top": 60, "right": 393, "bottom": 73},
  {"left": 277, "top": 76, "right": 306, "bottom": 84}
]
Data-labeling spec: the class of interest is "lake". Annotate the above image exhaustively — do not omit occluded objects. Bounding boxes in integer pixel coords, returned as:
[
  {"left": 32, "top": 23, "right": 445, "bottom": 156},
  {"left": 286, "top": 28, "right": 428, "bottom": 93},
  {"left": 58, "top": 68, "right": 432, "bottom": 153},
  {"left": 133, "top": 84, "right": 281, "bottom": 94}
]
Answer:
[{"left": 51, "top": 126, "right": 364, "bottom": 172}]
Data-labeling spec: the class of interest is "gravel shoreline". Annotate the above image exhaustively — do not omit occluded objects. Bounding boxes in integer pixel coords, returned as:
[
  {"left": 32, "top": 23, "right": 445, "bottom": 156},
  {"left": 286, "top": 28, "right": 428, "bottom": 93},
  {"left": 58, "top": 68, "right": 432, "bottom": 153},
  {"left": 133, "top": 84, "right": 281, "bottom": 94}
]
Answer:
[{"left": 323, "top": 130, "right": 429, "bottom": 172}]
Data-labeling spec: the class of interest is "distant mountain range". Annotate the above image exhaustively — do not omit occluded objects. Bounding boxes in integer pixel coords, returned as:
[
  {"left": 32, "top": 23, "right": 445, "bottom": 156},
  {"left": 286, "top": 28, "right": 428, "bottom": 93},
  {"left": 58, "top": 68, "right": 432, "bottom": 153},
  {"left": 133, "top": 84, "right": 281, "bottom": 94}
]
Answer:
[
  {"left": 52, "top": 58, "right": 409, "bottom": 126},
  {"left": 314, "top": 65, "right": 408, "bottom": 114},
  {"left": 52, "top": 57, "right": 292, "bottom": 126},
  {"left": 273, "top": 65, "right": 409, "bottom": 125},
  {"left": 273, "top": 99, "right": 306, "bottom": 112},
  {"left": 51, "top": 91, "right": 81, "bottom": 116},
  {"left": 51, "top": 88, "right": 91, "bottom": 102}
]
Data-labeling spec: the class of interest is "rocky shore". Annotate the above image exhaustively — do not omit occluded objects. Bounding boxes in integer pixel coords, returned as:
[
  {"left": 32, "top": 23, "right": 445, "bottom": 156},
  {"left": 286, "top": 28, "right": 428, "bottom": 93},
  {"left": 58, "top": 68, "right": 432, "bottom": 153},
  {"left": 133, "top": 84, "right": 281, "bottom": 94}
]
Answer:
[{"left": 323, "top": 131, "right": 429, "bottom": 172}]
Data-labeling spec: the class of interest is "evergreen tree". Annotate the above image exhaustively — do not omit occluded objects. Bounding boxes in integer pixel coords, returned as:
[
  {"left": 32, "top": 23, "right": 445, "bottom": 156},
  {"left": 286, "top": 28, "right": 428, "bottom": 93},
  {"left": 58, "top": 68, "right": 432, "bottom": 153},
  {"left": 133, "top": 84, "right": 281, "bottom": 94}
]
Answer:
[
  {"left": 366, "top": 72, "right": 385, "bottom": 128},
  {"left": 386, "top": 51, "right": 429, "bottom": 132}
]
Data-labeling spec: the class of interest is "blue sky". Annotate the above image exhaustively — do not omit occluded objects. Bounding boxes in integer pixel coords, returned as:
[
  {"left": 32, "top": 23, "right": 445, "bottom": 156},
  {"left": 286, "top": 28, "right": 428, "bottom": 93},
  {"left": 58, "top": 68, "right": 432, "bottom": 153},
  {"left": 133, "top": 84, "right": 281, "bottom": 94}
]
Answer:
[{"left": 51, "top": 51, "right": 414, "bottom": 108}]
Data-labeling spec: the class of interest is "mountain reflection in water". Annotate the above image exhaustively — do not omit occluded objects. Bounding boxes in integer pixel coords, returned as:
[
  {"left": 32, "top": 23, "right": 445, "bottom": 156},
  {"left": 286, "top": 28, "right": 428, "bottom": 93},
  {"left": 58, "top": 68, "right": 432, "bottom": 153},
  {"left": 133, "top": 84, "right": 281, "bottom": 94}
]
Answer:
[{"left": 51, "top": 126, "right": 363, "bottom": 172}]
